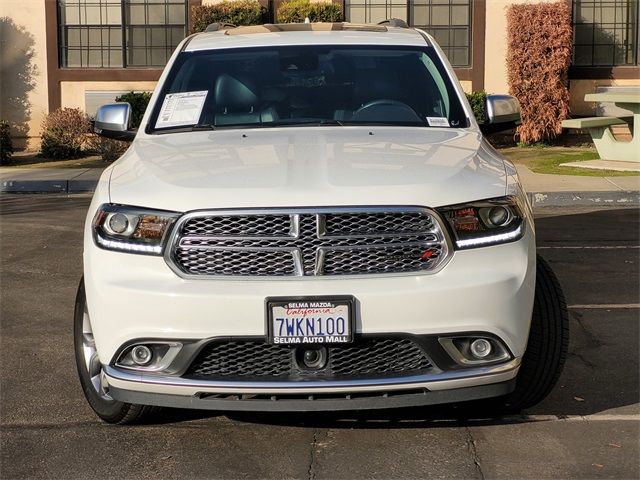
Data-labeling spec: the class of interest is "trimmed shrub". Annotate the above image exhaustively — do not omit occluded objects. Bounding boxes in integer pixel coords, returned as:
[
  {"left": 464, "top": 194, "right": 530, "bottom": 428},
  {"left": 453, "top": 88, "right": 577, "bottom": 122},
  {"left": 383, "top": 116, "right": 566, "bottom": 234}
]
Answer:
[
  {"left": 465, "top": 91, "right": 487, "bottom": 124},
  {"left": 115, "top": 91, "right": 152, "bottom": 129},
  {"left": 277, "top": 0, "right": 343, "bottom": 23},
  {"left": 506, "top": 2, "right": 572, "bottom": 144},
  {"left": 40, "top": 108, "right": 90, "bottom": 159},
  {"left": 0, "top": 121, "right": 13, "bottom": 165},
  {"left": 85, "top": 134, "right": 128, "bottom": 162},
  {"left": 191, "top": 0, "right": 264, "bottom": 33}
]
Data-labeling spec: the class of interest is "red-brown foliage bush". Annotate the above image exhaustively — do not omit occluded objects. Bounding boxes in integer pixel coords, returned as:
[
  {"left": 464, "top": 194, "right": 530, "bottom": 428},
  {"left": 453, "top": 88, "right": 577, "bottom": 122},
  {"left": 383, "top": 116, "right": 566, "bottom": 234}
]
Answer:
[{"left": 506, "top": 2, "right": 572, "bottom": 144}]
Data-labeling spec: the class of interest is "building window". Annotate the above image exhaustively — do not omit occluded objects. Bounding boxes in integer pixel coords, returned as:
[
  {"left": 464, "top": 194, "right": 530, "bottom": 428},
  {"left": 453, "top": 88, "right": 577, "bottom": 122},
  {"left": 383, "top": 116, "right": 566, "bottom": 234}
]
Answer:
[
  {"left": 344, "top": 0, "right": 472, "bottom": 67},
  {"left": 58, "top": 0, "right": 187, "bottom": 68},
  {"left": 573, "top": 0, "right": 639, "bottom": 66},
  {"left": 345, "top": 0, "right": 409, "bottom": 25},
  {"left": 411, "top": 0, "right": 472, "bottom": 67}
]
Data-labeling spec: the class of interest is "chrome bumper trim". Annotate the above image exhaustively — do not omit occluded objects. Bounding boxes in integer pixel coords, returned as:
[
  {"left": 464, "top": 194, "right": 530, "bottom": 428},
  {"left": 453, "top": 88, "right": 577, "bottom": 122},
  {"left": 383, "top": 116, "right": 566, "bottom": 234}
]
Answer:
[
  {"left": 109, "top": 380, "right": 517, "bottom": 412},
  {"left": 104, "top": 358, "right": 520, "bottom": 395}
]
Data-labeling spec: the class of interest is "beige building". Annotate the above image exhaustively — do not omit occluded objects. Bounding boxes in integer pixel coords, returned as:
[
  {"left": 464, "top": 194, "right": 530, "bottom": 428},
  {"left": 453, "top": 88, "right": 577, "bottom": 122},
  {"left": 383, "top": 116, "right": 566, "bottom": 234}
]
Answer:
[{"left": 0, "top": 0, "right": 638, "bottom": 149}]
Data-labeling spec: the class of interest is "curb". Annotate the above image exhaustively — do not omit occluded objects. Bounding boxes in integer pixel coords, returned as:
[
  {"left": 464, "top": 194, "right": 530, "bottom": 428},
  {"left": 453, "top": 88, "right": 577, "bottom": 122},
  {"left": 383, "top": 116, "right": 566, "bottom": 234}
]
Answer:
[
  {"left": 1, "top": 180, "right": 97, "bottom": 193},
  {"left": 2, "top": 180, "right": 639, "bottom": 207},
  {"left": 526, "top": 191, "right": 639, "bottom": 207}
]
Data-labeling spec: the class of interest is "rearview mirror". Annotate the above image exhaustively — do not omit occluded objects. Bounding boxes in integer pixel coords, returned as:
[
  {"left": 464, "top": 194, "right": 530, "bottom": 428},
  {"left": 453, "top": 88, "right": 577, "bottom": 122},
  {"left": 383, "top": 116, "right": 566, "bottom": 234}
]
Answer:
[
  {"left": 94, "top": 103, "right": 136, "bottom": 141},
  {"left": 480, "top": 95, "right": 521, "bottom": 134}
]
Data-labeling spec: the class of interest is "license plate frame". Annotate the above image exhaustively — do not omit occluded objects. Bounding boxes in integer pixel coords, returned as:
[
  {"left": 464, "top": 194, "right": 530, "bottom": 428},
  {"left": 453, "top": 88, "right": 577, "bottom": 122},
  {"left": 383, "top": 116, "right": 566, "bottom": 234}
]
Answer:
[{"left": 266, "top": 295, "right": 355, "bottom": 345}]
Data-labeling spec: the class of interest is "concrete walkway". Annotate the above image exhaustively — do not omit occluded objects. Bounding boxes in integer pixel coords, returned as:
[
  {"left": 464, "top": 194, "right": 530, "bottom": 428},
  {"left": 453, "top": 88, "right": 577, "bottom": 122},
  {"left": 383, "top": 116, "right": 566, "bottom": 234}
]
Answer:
[
  {"left": 559, "top": 159, "right": 640, "bottom": 173},
  {"left": 0, "top": 168, "right": 103, "bottom": 193},
  {"left": 1, "top": 165, "right": 639, "bottom": 207},
  {"left": 514, "top": 165, "right": 640, "bottom": 206}
]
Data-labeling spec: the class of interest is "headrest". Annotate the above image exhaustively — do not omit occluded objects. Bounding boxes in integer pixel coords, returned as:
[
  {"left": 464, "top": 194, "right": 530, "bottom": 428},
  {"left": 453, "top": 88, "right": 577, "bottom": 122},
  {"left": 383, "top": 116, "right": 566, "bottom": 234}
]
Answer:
[{"left": 214, "top": 74, "right": 259, "bottom": 110}]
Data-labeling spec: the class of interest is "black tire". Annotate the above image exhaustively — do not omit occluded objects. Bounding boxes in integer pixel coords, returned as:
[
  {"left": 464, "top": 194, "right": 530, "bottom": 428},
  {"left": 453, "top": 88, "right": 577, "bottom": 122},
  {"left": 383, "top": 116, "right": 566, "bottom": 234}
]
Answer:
[
  {"left": 502, "top": 255, "right": 569, "bottom": 411},
  {"left": 74, "top": 278, "right": 158, "bottom": 424}
]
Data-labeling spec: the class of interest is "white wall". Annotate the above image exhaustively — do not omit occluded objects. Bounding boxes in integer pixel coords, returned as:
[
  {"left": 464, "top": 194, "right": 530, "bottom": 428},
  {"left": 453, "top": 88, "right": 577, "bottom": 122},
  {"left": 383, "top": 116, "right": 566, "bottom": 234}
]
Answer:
[
  {"left": 0, "top": 0, "right": 50, "bottom": 149},
  {"left": 484, "top": 0, "right": 561, "bottom": 95}
]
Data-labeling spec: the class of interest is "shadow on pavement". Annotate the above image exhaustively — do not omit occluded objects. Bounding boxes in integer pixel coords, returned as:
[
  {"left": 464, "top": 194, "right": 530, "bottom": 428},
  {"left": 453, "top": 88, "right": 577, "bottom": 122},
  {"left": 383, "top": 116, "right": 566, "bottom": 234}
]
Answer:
[{"left": 0, "top": 193, "right": 91, "bottom": 217}]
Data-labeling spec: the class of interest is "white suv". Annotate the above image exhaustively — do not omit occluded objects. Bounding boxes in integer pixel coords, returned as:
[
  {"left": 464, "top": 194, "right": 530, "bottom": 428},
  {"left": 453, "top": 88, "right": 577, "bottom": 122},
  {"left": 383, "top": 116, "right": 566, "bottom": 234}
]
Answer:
[{"left": 76, "top": 21, "right": 568, "bottom": 424}]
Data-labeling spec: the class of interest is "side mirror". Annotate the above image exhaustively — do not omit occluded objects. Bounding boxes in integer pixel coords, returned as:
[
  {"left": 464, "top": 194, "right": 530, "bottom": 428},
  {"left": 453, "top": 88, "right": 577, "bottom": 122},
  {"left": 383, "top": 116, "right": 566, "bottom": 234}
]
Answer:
[
  {"left": 480, "top": 95, "right": 521, "bottom": 134},
  {"left": 94, "top": 103, "right": 136, "bottom": 141}
]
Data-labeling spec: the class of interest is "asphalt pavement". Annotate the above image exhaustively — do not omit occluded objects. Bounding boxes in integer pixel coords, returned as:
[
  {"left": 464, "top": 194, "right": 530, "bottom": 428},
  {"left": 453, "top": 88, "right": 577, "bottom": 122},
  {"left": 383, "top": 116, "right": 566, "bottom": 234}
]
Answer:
[{"left": 1, "top": 195, "right": 638, "bottom": 479}]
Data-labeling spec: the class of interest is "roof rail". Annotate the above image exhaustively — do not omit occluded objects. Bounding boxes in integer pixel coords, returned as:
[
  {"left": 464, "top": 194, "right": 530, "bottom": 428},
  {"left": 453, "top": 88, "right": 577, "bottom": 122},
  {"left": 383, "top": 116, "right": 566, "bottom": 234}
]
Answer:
[
  {"left": 377, "top": 18, "right": 409, "bottom": 29},
  {"left": 204, "top": 22, "right": 237, "bottom": 32}
]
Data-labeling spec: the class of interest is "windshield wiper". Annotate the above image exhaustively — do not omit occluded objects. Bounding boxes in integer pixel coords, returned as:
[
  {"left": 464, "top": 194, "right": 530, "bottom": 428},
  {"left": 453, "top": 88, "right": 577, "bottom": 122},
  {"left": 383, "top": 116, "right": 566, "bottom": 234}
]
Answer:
[
  {"left": 318, "top": 119, "right": 344, "bottom": 126},
  {"left": 269, "top": 119, "right": 345, "bottom": 128},
  {"left": 154, "top": 123, "right": 215, "bottom": 134},
  {"left": 190, "top": 123, "right": 215, "bottom": 131}
]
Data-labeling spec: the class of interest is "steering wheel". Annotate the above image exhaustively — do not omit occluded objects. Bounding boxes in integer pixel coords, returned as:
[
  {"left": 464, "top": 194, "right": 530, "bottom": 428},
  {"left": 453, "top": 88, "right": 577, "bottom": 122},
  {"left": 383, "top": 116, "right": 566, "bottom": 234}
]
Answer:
[
  {"left": 359, "top": 99, "right": 410, "bottom": 110},
  {"left": 353, "top": 99, "right": 421, "bottom": 122}
]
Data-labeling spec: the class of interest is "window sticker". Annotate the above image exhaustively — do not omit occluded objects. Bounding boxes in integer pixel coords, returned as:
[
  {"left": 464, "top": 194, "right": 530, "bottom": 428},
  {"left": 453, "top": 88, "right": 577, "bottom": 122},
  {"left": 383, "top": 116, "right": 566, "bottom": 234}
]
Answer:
[
  {"left": 155, "top": 91, "right": 208, "bottom": 128},
  {"left": 426, "top": 117, "right": 450, "bottom": 127}
]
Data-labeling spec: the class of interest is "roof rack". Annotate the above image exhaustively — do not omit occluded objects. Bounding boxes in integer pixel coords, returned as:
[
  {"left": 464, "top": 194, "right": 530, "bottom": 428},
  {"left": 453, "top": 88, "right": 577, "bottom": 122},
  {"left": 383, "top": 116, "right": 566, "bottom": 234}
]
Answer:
[
  {"left": 377, "top": 18, "right": 409, "bottom": 28},
  {"left": 204, "top": 22, "right": 237, "bottom": 32},
  {"left": 218, "top": 23, "right": 387, "bottom": 36}
]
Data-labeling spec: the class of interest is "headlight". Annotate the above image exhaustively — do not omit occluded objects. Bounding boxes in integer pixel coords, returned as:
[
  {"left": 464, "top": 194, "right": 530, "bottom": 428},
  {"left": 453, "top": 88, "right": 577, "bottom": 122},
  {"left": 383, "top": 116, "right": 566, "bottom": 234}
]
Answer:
[
  {"left": 92, "top": 204, "right": 180, "bottom": 255},
  {"left": 437, "top": 196, "right": 525, "bottom": 249}
]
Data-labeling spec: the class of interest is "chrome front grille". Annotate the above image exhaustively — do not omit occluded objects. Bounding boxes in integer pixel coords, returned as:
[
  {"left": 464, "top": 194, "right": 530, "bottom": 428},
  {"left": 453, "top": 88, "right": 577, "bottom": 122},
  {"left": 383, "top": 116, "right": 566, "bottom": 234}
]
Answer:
[{"left": 166, "top": 207, "right": 450, "bottom": 278}]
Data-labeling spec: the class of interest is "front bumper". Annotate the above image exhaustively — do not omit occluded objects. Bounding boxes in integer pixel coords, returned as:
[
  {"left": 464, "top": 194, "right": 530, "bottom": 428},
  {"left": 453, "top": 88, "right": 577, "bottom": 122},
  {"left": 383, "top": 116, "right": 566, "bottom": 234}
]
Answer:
[{"left": 105, "top": 360, "right": 519, "bottom": 411}]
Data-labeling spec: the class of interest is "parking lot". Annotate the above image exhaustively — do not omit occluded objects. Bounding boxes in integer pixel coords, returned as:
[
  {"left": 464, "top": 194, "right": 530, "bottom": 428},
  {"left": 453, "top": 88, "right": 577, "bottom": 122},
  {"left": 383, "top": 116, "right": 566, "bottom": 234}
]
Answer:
[{"left": 1, "top": 194, "right": 638, "bottom": 479}]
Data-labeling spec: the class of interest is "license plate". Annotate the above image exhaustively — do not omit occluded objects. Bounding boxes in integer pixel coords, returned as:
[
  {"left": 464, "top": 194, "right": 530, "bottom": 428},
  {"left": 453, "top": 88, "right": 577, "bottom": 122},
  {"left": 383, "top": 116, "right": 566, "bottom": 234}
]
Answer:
[{"left": 266, "top": 296, "right": 354, "bottom": 345}]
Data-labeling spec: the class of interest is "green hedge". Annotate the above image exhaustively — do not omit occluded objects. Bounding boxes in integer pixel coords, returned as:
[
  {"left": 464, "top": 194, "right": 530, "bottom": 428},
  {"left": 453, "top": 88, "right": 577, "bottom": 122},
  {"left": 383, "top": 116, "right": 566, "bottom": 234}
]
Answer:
[
  {"left": 277, "top": 0, "right": 343, "bottom": 23},
  {"left": 115, "top": 91, "right": 152, "bottom": 129},
  {"left": 465, "top": 91, "right": 487, "bottom": 124},
  {"left": 191, "top": 0, "right": 264, "bottom": 33},
  {"left": 0, "top": 121, "right": 13, "bottom": 165}
]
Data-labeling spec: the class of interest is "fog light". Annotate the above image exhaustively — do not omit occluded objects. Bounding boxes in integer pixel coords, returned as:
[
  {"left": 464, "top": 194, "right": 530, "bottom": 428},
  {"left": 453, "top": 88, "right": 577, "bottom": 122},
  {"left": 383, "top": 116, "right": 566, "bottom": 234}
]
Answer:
[
  {"left": 470, "top": 339, "right": 492, "bottom": 359},
  {"left": 131, "top": 345, "right": 152, "bottom": 365},
  {"left": 116, "top": 342, "right": 182, "bottom": 371}
]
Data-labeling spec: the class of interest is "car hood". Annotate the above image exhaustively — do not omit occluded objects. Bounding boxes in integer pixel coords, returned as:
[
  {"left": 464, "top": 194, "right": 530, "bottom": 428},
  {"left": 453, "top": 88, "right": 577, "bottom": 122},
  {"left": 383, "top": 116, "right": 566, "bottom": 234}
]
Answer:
[{"left": 109, "top": 127, "right": 507, "bottom": 212}]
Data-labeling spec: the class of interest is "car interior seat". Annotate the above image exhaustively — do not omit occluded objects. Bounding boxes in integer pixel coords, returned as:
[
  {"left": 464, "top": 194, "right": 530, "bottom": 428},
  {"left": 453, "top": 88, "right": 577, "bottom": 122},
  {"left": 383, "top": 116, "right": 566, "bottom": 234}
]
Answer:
[{"left": 213, "top": 74, "right": 279, "bottom": 126}]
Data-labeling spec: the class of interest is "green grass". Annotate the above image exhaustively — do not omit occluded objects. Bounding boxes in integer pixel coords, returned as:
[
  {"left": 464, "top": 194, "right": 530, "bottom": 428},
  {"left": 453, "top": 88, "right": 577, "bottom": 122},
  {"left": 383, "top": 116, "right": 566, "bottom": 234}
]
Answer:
[
  {"left": 499, "top": 146, "right": 639, "bottom": 177},
  {"left": 2, "top": 154, "right": 105, "bottom": 169}
]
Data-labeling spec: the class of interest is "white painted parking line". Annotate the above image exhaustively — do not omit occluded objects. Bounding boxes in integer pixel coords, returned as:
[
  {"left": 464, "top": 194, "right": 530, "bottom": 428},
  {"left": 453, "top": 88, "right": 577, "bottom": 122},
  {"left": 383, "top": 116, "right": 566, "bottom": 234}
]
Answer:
[
  {"left": 420, "top": 414, "right": 640, "bottom": 425},
  {"left": 569, "top": 304, "right": 640, "bottom": 309},
  {"left": 538, "top": 245, "right": 640, "bottom": 250},
  {"left": 456, "top": 414, "right": 640, "bottom": 424},
  {"left": 508, "top": 414, "right": 640, "bottom": 423}
]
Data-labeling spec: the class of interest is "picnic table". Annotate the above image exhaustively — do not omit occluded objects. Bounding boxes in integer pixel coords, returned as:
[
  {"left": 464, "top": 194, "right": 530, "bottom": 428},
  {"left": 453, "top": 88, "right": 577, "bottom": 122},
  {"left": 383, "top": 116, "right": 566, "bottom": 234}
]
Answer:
[{"left": 562, "top": 91, "right": 640, "bottom": 162}]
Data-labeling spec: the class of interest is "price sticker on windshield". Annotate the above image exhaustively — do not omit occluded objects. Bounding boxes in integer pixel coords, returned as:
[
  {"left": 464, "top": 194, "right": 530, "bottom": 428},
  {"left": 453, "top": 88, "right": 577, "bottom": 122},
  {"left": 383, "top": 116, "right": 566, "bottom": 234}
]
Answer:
[
  {"left": 155, "top": 91, "right": 208, "bottom": 129},
  {"left": 427, "top": 117, "right": 450, "bottom": 127}
]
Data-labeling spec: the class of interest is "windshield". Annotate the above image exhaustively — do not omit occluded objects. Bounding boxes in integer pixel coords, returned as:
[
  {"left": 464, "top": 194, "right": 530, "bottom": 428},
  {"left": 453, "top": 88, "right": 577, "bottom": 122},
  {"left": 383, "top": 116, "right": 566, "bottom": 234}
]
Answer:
[{"left": 147, "top": 45, "right": 469, "bottom": 133}]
